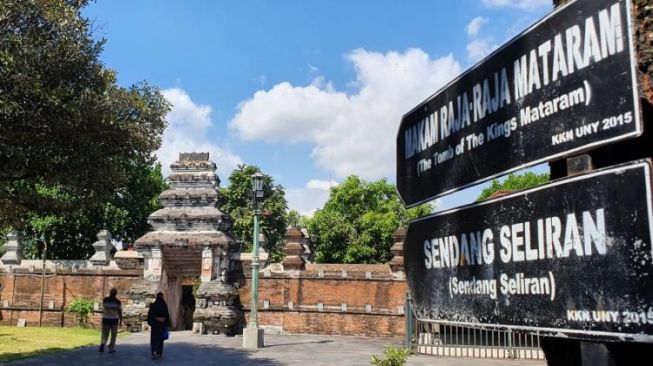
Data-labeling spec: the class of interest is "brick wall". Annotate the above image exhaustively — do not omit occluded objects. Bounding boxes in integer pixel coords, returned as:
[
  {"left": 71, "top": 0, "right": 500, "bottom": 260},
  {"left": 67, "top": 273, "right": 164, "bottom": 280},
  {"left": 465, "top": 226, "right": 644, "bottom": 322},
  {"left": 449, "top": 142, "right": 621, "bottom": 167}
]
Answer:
[
  {"left": 0, "top": 269, "right": 140, "bottom": 328},
  {"left": 0, "top": 265, "right": 408, "bottom": 337},
  {"left": 238, "top": 264, "right": 408, "bottom": 338}
]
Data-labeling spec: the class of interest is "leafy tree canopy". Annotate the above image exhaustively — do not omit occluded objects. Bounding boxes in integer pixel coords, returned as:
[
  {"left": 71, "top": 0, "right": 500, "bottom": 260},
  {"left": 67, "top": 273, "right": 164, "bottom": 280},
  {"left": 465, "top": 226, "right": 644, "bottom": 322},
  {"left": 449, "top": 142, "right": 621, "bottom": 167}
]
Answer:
[
  {"left": 307, "top": 176, "right": 431, "bottom": 264},
  {"left": 20, "top": 160, "right": 166, "bottom": 259},
  {"left": 477, "top": 172, "right": 550, "bottom": 201},
  {"left": 0, "top": 0, "right": 169, "bottom": 229},
  {"left": 219, "top": 165, "right": 288, "bottom": 262},
  {"left": 285, "top": 209, "right": 308, "bottom": 229}
]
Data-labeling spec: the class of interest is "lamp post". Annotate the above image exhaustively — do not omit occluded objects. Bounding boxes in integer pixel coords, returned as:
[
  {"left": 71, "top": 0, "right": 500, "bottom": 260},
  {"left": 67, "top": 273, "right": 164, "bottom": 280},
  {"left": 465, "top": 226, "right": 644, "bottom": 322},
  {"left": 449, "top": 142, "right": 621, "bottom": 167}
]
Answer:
[{"left": 243, "top": 172, "right": 265, "bottom": 350}]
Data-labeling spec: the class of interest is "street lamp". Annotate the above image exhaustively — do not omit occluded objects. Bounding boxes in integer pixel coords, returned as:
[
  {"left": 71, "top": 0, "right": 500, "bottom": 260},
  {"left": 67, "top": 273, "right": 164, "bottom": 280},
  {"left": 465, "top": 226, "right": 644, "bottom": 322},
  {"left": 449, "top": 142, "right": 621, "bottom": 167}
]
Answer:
[{"left": 243, "top": 172, "right": 265, "bottom": 350}]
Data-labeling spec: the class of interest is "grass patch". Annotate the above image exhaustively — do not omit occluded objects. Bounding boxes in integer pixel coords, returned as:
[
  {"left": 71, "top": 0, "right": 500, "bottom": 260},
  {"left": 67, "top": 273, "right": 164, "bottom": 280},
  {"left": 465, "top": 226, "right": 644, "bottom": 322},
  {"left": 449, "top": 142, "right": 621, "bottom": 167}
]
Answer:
[{"left": 0, "top": 326, "right": 101, "bottom": 362}]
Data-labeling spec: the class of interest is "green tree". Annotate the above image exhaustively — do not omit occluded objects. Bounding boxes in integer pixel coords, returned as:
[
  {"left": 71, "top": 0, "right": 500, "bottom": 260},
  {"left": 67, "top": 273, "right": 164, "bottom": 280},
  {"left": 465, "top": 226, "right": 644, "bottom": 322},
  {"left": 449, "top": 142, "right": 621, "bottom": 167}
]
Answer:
[
  {"left": 477, "top": 172, "right": 550, "bottom": 201},
  {"left": 18, "top": 160, "right": 166, "bottom": 259},
  {"left": 285, "top": 209, "right": 308, "bottom": 229},
  {"left": 0, "top": 0, "right": 169, "bottom": 230},
  {"left": 307, "top": 176, "right": 431, "bottom": 264},
  {"left": 219, "top": 165, "right": 288, "bottom": 262}
]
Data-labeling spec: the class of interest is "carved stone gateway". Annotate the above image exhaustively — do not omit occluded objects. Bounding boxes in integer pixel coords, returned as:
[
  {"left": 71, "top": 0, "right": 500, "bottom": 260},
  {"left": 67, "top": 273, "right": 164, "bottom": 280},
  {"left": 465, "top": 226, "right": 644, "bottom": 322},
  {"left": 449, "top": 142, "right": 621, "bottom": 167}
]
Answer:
[{"left": 123, "top": 153, "right": 242, "bottom": 334}]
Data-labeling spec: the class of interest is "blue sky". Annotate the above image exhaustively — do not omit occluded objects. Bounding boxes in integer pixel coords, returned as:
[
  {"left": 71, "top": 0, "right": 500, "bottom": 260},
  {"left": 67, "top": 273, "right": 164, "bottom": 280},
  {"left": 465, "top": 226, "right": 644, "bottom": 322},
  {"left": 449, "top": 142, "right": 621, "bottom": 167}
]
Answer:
[{"left": 83, "top": 0, "right": 552, "bottom": 215}]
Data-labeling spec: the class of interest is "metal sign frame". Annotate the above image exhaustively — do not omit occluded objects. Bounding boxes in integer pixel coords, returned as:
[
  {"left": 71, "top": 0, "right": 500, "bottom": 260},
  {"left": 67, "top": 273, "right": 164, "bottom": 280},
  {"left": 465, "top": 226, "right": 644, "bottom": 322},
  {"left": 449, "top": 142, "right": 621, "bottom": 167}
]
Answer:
[
  {"left": 404, "top": 160, "right": 653, "bottom": 341},
  {"left": 396, "top": 0, "right": 641, "bottom": 207}
]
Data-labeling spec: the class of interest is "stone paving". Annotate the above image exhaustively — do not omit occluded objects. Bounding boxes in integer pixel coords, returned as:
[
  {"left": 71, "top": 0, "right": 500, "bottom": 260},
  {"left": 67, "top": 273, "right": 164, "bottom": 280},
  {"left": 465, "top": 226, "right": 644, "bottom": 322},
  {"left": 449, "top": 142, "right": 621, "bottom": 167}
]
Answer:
[{"left": 7, "top": 331, "right": 547, "bottom": 366}]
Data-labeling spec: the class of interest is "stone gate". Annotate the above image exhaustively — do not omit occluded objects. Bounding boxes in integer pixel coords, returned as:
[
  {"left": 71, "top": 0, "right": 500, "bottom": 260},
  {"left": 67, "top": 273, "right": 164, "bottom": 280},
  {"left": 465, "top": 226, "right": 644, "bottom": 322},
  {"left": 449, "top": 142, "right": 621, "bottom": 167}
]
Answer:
[{"left": 123, "top": 152, "right": 242, "bottom": 334}]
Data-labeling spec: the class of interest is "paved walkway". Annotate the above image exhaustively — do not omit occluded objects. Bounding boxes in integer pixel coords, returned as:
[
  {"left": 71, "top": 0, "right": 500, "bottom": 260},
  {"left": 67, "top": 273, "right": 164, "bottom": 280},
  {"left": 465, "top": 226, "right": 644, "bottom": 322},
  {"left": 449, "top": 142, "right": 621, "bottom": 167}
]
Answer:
[{"left": 7, "top": 331, "right": 546, "bottom": 365}]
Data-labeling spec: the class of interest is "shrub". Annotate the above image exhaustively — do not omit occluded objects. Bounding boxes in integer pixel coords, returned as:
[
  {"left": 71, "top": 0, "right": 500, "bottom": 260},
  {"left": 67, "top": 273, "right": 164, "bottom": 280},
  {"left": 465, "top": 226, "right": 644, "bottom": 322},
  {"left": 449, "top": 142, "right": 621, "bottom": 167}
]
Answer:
[
  {"left": 66, "top": 298, "right": 95, "bottom": 327},
  {"left": 370, "top": 345, "right": 411, "bottom": 366}
]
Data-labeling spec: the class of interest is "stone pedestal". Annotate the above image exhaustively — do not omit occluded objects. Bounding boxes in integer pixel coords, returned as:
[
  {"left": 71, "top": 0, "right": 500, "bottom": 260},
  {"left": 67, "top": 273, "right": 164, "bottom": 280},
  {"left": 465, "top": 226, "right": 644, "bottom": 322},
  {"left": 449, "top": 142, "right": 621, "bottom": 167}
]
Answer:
[
  {"left": 193, "top": 280, "right": 242, "bottom": 335},
  {"left": 242, "top": 326, "right": 264, "bottom": 350},
  {"left": 114, "top": 250, "right": 144, "bottom": 270},
  {"left": 1, "top": 231, "right": 23, "bottom": 265},
  {"left": 89, "top": 230, "right": 115, "bottom": 266},
  {"left": 122, "top": 278, "right": 159, "bottom": 331}
]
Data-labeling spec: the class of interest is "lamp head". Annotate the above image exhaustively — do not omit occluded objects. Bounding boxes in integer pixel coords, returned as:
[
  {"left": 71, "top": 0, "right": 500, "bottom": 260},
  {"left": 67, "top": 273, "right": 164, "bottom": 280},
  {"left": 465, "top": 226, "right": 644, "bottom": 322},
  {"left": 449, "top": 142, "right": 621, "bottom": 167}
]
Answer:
[{"left": 251, "top": 172, "right": 265, "bottom": 200}]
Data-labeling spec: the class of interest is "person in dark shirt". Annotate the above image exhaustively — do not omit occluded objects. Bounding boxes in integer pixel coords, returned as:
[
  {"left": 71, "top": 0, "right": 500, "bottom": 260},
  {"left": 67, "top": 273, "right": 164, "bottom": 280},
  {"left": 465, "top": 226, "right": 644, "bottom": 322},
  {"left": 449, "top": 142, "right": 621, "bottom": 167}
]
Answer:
[
  {"left": 181, "top": 287, "right": 196, "bottom": 330},
  {"left": 99, "top": 288, "right": 122, "bottom": 353},
  {"left": 147, "top": 292, "right": 171, "bottom": 360}
]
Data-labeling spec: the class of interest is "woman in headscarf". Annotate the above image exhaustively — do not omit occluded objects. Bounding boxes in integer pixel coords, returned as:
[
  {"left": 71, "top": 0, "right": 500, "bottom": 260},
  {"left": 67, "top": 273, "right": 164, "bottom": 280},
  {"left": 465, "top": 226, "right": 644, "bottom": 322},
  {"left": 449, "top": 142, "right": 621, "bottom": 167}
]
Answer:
[{"left": 147, "top": 292, "right": 171, "bottom": 360}]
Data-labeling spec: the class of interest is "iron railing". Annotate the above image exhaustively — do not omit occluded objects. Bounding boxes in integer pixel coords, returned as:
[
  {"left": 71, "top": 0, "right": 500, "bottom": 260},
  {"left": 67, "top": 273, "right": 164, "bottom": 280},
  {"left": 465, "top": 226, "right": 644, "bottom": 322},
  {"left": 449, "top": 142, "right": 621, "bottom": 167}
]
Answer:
[{"left": 405, "top": 294, "right": 544, "bottom": 360}]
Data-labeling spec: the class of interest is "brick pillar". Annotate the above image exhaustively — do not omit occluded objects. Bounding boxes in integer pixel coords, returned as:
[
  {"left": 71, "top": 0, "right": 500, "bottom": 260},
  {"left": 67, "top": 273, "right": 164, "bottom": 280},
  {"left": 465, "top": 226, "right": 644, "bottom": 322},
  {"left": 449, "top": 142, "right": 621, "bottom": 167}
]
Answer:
[
  {"left": 282, "top": 227, "right": 306, "bottom": 271},
  {"left": 388, "top": 227, "right": 406, "bottom": 273}
]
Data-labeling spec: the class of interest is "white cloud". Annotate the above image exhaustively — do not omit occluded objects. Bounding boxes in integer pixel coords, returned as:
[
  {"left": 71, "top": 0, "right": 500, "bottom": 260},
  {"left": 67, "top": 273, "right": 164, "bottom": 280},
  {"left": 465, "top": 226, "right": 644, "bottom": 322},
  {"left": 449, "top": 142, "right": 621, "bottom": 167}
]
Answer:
[
  {"left": 466, "top": 38, "right": 497, "bottom": 62},
  {"left": 286, "top": 189, "right": 329, "bottom": 217},
  {"left": 229, "top": 48, "right": 461, "bottom": 179},
  {"left": 481, "top": 0, "right": 549, "bottom": 10},
  {"left": 285, "top": 179, "right": 339, "bottom": 215},
  {"left": 306, "top": 179, "right": 338, "bottom": 191},
  {"left": 467, "top": 16, "right": 488, "bottom": 37},
  {"left": 163, "top": 88, "right": 212, "bottom": 131},
  {"left": 158, "top": 88, "right": 243, "bottom": 179}
]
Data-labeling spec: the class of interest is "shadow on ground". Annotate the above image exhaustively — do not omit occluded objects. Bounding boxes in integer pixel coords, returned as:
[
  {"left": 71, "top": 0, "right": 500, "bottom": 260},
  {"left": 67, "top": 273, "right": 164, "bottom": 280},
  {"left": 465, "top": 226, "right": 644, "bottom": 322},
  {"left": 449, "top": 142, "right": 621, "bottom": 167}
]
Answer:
[
  {"left": 0, "top": 346, "right": 71, "bottom": 364},
  {"left": 2, "top": 331, "right": 547, "bottom": 366},
  {"left": 263, "top": 339, "right": 333, "bottom": 348},
  {"left": 5, "top": 341, "right": 282, "bottom": 365}
]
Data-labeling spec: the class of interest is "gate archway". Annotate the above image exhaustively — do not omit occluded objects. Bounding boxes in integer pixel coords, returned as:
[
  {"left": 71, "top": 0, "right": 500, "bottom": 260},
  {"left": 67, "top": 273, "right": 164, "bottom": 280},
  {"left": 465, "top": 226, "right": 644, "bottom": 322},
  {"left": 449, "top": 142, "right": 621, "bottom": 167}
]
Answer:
[{"left": 124, "top": 152, "right": 242, "bottom": 333}]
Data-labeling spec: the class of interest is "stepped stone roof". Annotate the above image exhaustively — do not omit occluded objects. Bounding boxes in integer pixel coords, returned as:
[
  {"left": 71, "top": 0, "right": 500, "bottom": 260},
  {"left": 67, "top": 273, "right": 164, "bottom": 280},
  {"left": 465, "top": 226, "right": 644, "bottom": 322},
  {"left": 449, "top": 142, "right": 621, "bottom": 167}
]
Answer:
[
  {"left": 168, "top": 172, "right": 218, "bottom": 182},
  {"left": 149, "top": 207, "right": 225, "bottom": 221},
  {"left": 134, "top": 152, "right": 234, "bottom": 251},
  {"left": 134, "top": 231, "right": 233, "bottom": 247},
  {"left": 170, "top": 160, "right": 217, "bottom": 172},
  {"left": 159, "top": 188, "right": 219, "bottom": 199}
]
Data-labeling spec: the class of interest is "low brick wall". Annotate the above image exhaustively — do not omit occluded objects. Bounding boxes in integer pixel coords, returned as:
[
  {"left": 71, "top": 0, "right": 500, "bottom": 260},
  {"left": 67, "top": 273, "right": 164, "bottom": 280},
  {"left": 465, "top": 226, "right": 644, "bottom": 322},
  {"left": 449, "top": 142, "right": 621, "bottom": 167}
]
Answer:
[
  {"left": 0, "top": 264, "right": 408, "bottom": 337},
  {"left": 239, "top": 264, "right": 408, "bottom": 337},
  {"left": 0, "top": 269, "right": 140, "bottom": 328},
  {"left": 253, "top": 311, "right": 405, "bottom": 337}
]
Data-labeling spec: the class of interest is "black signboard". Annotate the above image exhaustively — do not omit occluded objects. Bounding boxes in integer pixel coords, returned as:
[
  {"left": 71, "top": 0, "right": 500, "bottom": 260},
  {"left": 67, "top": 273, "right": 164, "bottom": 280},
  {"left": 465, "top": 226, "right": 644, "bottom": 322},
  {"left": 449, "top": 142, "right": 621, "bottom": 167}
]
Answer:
[
  {"left": 397, "top": 0, "right": 640, "bottom": 207},
  {"left": 404, "top": 161, "right": 653, "bottom": 340}
]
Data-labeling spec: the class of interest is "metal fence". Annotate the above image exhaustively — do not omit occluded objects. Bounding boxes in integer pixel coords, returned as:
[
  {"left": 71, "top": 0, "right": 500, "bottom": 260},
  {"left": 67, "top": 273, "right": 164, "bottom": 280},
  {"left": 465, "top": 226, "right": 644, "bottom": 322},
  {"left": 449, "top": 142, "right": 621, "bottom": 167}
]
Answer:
[{"left": 405, "top": 296, "right": 544, "bottom": 360}]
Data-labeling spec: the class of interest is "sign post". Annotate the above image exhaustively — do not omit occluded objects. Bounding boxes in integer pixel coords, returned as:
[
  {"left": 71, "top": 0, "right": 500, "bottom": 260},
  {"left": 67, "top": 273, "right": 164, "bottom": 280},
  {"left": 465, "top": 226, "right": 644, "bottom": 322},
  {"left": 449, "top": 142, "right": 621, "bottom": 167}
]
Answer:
[
  {"left": 404, "top": 161, "right": 653, "bottom": 340},
  {"left": 396, "top": 0, "right": 640, "bottom": 207}
]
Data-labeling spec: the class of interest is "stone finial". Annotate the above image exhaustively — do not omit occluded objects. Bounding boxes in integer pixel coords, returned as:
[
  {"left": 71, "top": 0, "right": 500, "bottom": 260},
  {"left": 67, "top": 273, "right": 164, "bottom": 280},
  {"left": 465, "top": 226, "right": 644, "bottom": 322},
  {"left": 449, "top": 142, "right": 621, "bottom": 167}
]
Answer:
[
  {"left": 179, "top": 152, "right": 209, "bottom": 161},
  {"left": 1, "top": 230, "right": 23, "bottom": 265},
  {"left": 282, "top": 227, "right": 306, "bottom": 270},
  {"left": 388, "top": 227, "right": 406, "bottom": 272},
  {"left": 89, "top": 230, "right": 115, "bottom": 266}
]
